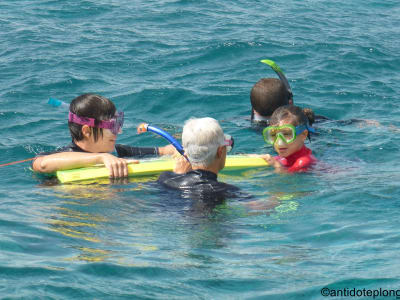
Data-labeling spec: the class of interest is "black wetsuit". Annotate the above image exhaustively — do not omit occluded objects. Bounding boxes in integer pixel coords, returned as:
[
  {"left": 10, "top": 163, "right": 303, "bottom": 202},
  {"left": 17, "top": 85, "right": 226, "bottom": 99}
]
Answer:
[
  {"left": 158, "top": 169, "right": 242, "bottom": 211},
  {"left": 37, "top": 141, "right": 159, "bottom": 158},
  {"left": 250, "top": 119, "right": 270, "bottom": 133}
]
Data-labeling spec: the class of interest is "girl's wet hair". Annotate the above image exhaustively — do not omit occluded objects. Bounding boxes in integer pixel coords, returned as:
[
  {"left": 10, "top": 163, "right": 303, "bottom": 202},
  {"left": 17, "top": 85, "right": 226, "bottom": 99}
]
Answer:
[
  {"left": 68, "top": 94, "right": 116, "bottom": 142},
  {"left": 270, "top": 105, "right": 314, "bottom": 127}
]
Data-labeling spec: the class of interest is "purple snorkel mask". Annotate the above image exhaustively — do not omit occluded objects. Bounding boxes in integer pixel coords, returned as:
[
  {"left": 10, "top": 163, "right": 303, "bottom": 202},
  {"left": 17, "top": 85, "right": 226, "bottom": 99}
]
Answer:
[{"left": 68, "top": 111, "right": 124, "bottom": 136}]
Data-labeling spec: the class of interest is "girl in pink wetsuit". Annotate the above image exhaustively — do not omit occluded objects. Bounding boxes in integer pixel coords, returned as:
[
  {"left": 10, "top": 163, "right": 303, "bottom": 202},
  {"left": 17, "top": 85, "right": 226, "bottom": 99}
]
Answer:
[{"left": 261, "top": 105, "right": 316, "bottom": 173}]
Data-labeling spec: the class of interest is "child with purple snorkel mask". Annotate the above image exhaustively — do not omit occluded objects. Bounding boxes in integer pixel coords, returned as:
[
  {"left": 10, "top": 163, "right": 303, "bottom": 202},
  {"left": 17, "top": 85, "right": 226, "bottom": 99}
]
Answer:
[{"left": 33, "top": 94, "right": 175, "bottom": 178}]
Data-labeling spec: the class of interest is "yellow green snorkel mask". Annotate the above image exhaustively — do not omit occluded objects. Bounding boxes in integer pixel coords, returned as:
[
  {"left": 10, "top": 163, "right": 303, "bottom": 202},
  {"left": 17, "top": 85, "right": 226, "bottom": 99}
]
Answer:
[{"left": 263, "top": 124, "right": 315, "bottom": 145}]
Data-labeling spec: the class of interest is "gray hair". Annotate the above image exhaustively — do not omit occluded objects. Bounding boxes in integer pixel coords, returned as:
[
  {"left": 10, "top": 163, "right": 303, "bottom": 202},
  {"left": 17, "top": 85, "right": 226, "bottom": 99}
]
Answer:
[{"left": 182, "top": 117, "right": 225, "bottom": 167}]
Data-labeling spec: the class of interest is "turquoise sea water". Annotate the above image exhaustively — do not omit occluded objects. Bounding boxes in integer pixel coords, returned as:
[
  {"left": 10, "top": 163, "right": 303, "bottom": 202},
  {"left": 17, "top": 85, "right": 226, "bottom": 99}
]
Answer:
[{"left": 1, "top": 0, "right": 400, "bottom": 298}]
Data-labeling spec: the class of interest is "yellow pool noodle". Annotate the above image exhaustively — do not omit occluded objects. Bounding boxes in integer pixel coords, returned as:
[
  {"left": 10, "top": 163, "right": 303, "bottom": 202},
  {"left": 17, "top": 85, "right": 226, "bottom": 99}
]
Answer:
[{"left": 56, "top": 155, "right": 269, "bottom": 183}]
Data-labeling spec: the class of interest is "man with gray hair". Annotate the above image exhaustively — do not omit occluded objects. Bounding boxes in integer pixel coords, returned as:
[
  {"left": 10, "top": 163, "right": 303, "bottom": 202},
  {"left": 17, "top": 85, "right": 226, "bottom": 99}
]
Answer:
[{"left": 158, "top": 117, "right": 237, "bottom": 207}]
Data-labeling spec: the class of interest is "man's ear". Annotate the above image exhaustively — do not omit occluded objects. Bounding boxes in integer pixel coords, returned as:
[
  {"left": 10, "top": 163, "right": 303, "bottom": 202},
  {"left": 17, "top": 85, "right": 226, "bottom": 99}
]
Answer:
[
  {"left": 216, "top": 146, "right": 224, "bottom": 158},
  {"left": 81, "top": 125, "right": 92, "bottom": 138}
]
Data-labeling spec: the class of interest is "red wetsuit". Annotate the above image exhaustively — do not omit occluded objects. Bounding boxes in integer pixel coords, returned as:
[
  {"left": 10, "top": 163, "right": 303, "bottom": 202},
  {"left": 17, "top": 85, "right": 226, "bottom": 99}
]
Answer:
[{"left": 274, "top": 145, "right": 316, "bottom": 173}]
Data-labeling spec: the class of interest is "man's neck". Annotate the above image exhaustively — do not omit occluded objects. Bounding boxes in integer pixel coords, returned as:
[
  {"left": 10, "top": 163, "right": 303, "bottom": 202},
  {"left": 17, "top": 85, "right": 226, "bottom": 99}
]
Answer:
[{"left": 192, "top": 163, "right": 220, "bottom": 176}]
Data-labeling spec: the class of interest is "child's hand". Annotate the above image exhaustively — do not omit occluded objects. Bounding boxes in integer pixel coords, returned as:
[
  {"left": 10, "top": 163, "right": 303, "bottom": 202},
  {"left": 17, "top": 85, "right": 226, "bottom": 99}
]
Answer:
[
  {"left": 260, "top": 154, "right": 286, "bottom": 173},
  {"left": 173, "top": 155, "right": 192, "bottom": 174},
  {"left": 101, "top": 153, "right": 130, "bottom": 178},
  {"left": 260, "top": 154, "right": 275, "bottom": 165}
]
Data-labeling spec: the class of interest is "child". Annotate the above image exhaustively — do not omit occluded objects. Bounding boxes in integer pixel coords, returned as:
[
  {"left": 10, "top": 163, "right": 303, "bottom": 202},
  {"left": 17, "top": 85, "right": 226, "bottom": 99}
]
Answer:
[
  {"left": 33, "top": 93, "right": 175, "bottom": 178},
  {"left": 261, "top": 105, "right": 316, "bottom": 173}
]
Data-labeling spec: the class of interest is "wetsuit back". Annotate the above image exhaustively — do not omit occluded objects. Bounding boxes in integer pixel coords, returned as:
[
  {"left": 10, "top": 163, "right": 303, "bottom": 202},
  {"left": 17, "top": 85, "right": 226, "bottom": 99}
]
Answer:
[{"left": 158, "top": 169, "right": 241, "bottom": 210}]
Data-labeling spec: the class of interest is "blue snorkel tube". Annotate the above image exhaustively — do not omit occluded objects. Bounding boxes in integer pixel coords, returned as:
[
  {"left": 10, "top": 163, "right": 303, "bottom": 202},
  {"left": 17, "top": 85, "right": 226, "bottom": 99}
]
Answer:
[
  {"left": 48, "top": 97, "right": 70, "bottom": 109},
  {"left": 137, "top": 123, "right": 188, "bottom": 160}
]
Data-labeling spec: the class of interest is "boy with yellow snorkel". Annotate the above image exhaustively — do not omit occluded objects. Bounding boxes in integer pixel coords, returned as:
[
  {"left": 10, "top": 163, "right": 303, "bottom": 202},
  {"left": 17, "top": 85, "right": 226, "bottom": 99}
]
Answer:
[{"left": 250, "top": 60, "right": 324, "bottom": 131}]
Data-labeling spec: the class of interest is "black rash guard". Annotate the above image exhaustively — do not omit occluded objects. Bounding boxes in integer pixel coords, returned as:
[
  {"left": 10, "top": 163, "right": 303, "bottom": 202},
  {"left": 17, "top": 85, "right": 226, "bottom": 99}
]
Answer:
[{"left": 36, "top": 141, "right": 159, "bottom": 158}]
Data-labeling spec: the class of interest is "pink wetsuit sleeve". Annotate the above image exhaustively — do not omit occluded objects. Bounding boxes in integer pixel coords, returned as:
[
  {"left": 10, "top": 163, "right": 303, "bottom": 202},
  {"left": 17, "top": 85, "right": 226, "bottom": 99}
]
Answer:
[{"left": 287, "top": 155, "right": 314, "bottom": 173}]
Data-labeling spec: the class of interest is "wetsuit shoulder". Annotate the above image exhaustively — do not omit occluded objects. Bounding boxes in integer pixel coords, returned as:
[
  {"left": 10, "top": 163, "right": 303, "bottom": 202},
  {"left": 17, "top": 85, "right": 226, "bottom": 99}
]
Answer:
[
  {"left": 115, "top": 144, "right": 159, "bottom": 158},
  {"left": 36, "top": 142, "right": 85, "bottom": 156}
]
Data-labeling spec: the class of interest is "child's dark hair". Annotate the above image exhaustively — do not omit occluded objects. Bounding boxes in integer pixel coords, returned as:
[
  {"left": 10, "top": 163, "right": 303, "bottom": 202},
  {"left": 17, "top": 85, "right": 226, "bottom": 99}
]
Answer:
[
  {"left": 270, "top": 105, "right": 314, "bottom": 128},
  {"left": 69, "top": 94, "right": 116, "bottom": 142},
  {"left": 250, "top": 78, "right": 290, "bottom": 117}
]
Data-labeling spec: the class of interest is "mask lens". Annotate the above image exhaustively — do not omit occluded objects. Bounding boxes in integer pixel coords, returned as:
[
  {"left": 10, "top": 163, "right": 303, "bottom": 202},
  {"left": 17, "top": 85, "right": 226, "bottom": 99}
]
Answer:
[
  {"left": 111, "top": 111, "right": 124, "bottom": 135},
  {"left": 223, "top": 134, "right": 234, "bottom": 152},
  {"left": 280, "top": 127, "right": 295, "bottom": 142},
  {"left": 263, "top": 127, "right": 278, "bottom": 144},
  {"left": 263, "top": 125, "right": 297, "bottom": 144}
]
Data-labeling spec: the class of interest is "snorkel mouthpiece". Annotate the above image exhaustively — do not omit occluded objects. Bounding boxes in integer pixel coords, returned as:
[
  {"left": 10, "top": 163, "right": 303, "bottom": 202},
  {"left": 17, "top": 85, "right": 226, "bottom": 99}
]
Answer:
[{"left": 137, "top": 123, "right": 149, "bottom": 134}]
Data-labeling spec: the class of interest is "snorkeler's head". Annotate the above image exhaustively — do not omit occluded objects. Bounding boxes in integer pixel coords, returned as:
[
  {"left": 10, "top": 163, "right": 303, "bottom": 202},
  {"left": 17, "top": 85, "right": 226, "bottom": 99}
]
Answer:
[
  {"left": 68, "top": 94, "right": 117, "bottom": 142},
  {"left": 270, "top": 105, "right": 313, "bottom": 127},
  {"left": 250, "top": 78, "right": 290, "bottom": 118},
  {"left": 264, "top": 105, "right": 315, "bottom": 157},
  {"left": 182, "top": 117, "right": 227, "bottom": 168}
]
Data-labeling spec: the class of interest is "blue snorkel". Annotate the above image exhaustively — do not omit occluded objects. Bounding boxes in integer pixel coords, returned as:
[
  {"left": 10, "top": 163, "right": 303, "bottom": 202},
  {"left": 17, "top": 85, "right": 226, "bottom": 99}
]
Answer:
[
  {"left": 137, "top": 123, "right": 188, "bottom": 160},
  {"left": 48, "top": 97, "right": 69, "bottom": 109}
]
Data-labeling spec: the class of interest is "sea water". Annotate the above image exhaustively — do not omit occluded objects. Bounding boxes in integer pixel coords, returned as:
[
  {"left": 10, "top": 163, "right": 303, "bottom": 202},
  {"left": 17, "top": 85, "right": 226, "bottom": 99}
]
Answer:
[{"left": 1, "top": 0, "right": 400, "bottom": 299}]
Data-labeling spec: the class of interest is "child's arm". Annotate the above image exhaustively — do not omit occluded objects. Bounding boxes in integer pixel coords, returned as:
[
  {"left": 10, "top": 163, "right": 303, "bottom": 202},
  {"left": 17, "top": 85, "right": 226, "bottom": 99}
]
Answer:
[
  {"left": 260, "top": 154, "right": 287, "bottom": 173},
  {"left": 259, "top": 154, "right": 315, "bottom": 173},
  {"left": 287, "top": 155, "right": 315, "bottom": 173},
  {"left": 33, "top": 152, "right": 134, "bottom": 177}
]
